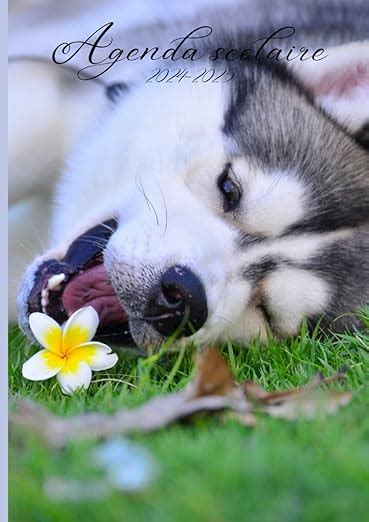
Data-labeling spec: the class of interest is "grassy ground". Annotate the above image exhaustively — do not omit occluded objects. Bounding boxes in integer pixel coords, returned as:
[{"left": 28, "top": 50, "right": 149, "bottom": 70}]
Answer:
[{"left": 9, "top": 314, "right": 369, "bottom": 522}]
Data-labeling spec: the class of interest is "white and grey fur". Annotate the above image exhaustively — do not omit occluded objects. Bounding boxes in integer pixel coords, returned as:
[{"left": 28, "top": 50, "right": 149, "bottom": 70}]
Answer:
[{"left": 10, "top": 0, "right": 369, "bottom": 349}]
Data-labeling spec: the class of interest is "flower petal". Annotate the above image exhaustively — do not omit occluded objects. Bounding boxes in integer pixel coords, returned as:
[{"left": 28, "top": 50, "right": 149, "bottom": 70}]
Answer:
[
  {"left": 62, "top": 306, "right": 99, "bottom": 353},
  {"left": 56, "top": 360, "right": 92, "bottom": 395},
  {"left": 28, "top": 313, "right": 62, "bottom": 354},
  {"left": 71, "top": 342, "right": 119, "bottom": 371},
  {"left": 22, "top": 349, "right": 64, "bottom": 381}
]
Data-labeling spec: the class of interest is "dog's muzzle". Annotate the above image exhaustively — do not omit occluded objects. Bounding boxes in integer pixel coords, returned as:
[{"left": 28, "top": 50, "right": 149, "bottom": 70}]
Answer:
[{"left": 19, "top": 220, "right": 208, "bottom": 347}]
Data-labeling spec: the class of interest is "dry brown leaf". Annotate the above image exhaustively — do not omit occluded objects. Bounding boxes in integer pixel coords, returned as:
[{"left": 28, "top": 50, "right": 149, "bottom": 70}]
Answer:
[
  {"left": 263, "top": 390, "right": 352, "bottom": 420},
  {"left": 190, "top": 347, "right": 235, "bottom": 398},
  {"left": 243, "top": 381, "right": 270, "bottom": 401},
  {"left": 244, "top": 369, "right": 348, "bottom": 400},
  {"left": 9, "top": 349, "right": 353, "bottom": 447},
  {"left": 243, "top": 369, "right": 351, "bottom": 420}
]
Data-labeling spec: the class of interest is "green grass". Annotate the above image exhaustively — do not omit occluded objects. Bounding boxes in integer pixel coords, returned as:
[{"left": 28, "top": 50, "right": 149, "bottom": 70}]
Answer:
[{"left": 9, "top": 315, "right": 369, "bottom": 522}]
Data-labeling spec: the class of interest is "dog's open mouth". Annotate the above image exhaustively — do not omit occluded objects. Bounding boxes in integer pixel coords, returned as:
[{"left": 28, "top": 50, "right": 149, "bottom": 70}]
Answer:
[{"left": 27, "top": 219, "right": 133, "bottom": 344}]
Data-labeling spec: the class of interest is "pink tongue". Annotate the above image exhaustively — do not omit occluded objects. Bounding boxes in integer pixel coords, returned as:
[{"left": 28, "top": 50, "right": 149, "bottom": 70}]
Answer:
[{"left": 61, "top": 264, "right": 127, "bottom": 326}]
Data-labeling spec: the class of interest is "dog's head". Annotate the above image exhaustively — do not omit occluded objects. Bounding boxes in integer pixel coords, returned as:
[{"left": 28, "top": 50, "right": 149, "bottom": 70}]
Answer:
[{"left": 18, "top": 41, "right": 369, "bottom": 350}]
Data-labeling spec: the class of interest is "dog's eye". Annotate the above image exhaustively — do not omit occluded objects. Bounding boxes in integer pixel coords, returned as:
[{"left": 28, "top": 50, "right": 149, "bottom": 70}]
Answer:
[{"left": 217, "top": 170, "right": 242, "bottom": 212}]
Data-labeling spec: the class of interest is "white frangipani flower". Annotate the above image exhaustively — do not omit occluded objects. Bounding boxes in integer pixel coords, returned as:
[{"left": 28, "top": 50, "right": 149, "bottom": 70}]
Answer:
[{"left": 22, "top": 306, "right": 119, "bottom": 395}]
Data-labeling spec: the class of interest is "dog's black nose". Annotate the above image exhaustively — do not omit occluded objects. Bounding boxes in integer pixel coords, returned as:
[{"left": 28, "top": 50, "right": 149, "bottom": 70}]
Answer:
[{"left": 145, "top": 265, "right": 208, "bottom": 337}]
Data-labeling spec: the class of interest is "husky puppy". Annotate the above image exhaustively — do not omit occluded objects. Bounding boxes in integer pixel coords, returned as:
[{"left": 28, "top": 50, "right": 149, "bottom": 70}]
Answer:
[{"left": 13, "top": 0, "right": 369, "bottom": 350}]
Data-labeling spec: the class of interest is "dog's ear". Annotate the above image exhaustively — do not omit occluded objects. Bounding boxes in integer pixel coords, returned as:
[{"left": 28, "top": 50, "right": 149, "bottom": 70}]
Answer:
[{"left": 291, "top": 41, "right": 369, "bottom": 134}]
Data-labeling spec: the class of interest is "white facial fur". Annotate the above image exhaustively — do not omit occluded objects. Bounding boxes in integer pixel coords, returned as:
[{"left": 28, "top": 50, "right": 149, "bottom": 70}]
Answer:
[
  {"left": 231, "top": 158, "right": 307, "bottom": 237},
  {"left": 47, "top": 78, "right": 333, "bottom": 346}
]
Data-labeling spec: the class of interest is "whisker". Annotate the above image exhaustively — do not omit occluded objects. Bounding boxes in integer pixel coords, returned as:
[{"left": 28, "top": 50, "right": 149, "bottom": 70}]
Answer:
[
  {"left": 96, "top": 331, "right": 131, "bottom": 338},
  {"left": 73, "top": 235, "right": 111, "bottom": 249},
  {"left": 255, "top": 170, "right": 285, "bottom": 203},
  {"left": 135, "top": 174, "right": 160, "bottom": 226},
  {"left": 141, "top": 313, "right": 179, "bottom": 321},
  {"left": 99, "top": 220, "right": 118, "bottom": 234},
  {"left": 157, "top": 183, "right": 168, "bottom": 235},
  {"left": 213, "top": 314, "right": 235, "bottom": 326}
]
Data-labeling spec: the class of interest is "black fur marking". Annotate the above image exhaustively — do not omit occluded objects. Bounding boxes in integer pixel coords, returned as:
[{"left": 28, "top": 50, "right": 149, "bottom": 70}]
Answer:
[
  {"left": 354, "top": 122, "right": 369, "bottom": 151},
  {"left": 236, "top": 232, "right": 266, "bottom": 249},
  {"left": 256, "top": 298, "right": 277, "bottom": 336},
  {"left": 299, "top": 230, "right": 369, "bottom": 331},
  {"left": 222, "top": 55, "right": 311, "bottom": 139},
  {"left": 242, "top": 256, "right": 288, "bottom": 284},
  {"left": 106, "top": 82, "right": 129, "bottom": 102}
]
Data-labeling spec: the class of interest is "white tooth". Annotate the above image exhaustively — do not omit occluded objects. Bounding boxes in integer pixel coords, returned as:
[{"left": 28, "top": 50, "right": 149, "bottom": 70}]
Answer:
[
  {"left": 47, "top": 273, "right": 66, "bottom": 291},
  {"left": 41, "top": 288, "right": 49, "bottom": 312}
]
